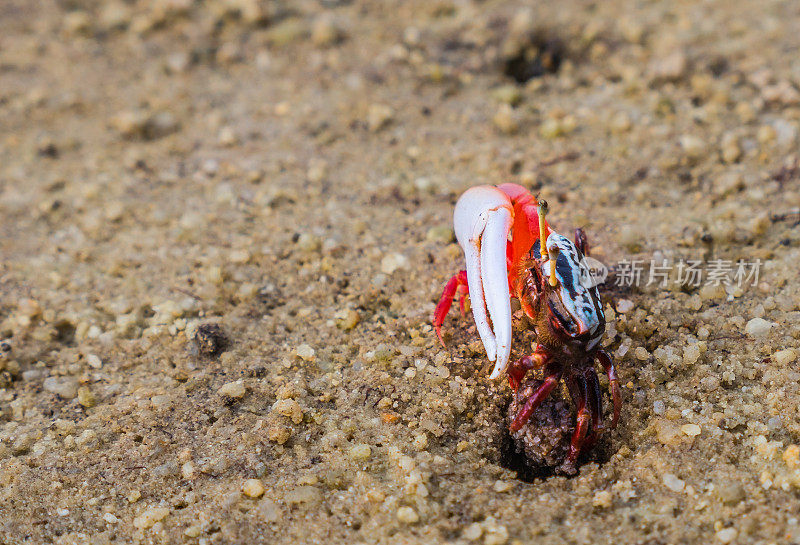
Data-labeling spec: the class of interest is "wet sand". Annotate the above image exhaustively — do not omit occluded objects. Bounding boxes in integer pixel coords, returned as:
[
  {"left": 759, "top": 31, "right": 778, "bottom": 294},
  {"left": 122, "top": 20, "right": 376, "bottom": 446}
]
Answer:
[{"left": 1, "top": 1, "right": 800, "bottom": 543}]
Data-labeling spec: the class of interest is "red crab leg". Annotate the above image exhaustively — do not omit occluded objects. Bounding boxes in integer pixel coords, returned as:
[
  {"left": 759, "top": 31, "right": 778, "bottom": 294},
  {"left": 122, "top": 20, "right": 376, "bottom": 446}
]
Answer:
[
  {"left": 457, "top": 283, "right": 469, "bottom": 316},
  {"left": 433, "top": 270, "right": 468, "bottom": 345},
  {"left": 508, "top": 370, "right": 561, "bottom": 433},
  {"left": 597, "top": 350, "right": 621, "bottom": 430},
  {"left": 565, "top": 375, "right": 591, "bottom": 469},
  {"left": 574, "top": 228, "right": 589, "bottom": 256},
  {"left": 506, "top": 347, "right": 550, "bottom": 392}
]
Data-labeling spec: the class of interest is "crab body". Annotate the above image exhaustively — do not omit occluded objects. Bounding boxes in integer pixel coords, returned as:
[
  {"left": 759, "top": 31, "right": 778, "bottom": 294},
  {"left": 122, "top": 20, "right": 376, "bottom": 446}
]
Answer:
[{"left": 433, "top": 184, "right": 620, "bottom": 473}]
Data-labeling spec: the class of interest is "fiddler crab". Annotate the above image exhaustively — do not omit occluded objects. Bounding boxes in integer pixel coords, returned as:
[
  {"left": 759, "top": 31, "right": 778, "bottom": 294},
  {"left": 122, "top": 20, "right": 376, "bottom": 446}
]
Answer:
[{"left": 433, "top": 183, "right": 620, "bottom": 472}]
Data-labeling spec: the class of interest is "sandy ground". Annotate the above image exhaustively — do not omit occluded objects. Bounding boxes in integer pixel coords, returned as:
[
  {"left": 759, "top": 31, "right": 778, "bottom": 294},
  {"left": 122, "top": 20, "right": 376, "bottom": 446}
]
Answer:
[{"left": 2, "top": 0, "right": 800, "bottom": 543}]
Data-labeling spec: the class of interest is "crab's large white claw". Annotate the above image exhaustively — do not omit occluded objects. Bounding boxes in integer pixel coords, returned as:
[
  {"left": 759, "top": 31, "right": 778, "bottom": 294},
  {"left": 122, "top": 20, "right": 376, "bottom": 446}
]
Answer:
[{"left": 453, "top": 186, "right": 513, "bottom": 379}]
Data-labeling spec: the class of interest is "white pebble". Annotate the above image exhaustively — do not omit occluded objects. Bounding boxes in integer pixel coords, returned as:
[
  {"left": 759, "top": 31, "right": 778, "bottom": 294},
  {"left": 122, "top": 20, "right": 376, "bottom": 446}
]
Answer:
[
  {"left": 103, "top": 513, "right": 119, "bottom": 524},
  {"left": 43, "top": 376, "right": 79, "bottom": 399},
  {"left": 242, "top": 479, "right": 265, "bottom": 498},
  {"left": 681, "top": 423, "right": 701, "bottom": 437},
  {"left": 87, "top": 354, "right": 102, "bottom": 369},
  {"left": 592, "top": 490, "right": 613, "bottom": 508},
  {"left": 380, "top": 253, "right": 410, "bottom": 275},
  {"left": 462, "top": 522, "right": 483, "bottom": 541},
  {"left": 616, "top": 299, "right": 634, "bottom": 313},
  {"left": 132, "top": 507, "right": 169, "bottom": 529},
  {"left": 396, "top": 506, "right": 419, "bottom": 523},
  {"left": 218, "top": 381, "right": 246, "bottom": 399},
  {"left": 774, "top": 348, "right": 797, "bottom": 366},
  {"left": 349, "top": 444, "right": 372, "bottom": 461},
  {"left": 745, "top": 317, "right": 774, "bottom": 337},
  {"left": 295, "top": 344, "right": 315, "bottom": 361},
  {"left": 662, "top": 473, "right": 685, "bottom": 492},
  {"left": 716, "top": 528, "right": 738, "bottom": 543}
]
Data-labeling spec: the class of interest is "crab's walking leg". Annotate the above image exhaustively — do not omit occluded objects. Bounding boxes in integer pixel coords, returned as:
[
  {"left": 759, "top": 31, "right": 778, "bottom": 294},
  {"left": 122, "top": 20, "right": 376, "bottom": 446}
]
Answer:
[
  {"left": 564, "top": 375, "right": 591, "bottom": 471},
  {"left": 433, "top": 270, "right": 468, "bottom": 344},
  {"left": 506, "top": 346, "right": 550, "bottom": 392},
  {"left": 583, "top": 368, "right": 604, "bottom": 449},
  {"left": 454, "top": 186, "right": 514, "bottom": 377},
  {"left": 509, "top": 370, "right": 562, "bottom": 433},
  {"left": 574, "top": 228, "right": 590, "bottom": 256},
  {"left": 597, "top": 350, "right": 621, "bottom": 429}
]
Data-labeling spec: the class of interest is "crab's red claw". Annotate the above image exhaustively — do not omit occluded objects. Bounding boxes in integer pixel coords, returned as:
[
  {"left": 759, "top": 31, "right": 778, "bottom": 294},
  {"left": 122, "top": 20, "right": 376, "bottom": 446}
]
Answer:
[{"left": 453, "top": 185, "right": 514, "bottom": 379}]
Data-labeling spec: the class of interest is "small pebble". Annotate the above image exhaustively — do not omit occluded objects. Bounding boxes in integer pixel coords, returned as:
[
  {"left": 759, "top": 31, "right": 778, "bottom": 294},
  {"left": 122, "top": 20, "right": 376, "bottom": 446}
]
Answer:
[
  {"left": 745, "top": 317, "right": 774, "bottom": 337},
  {"left": 716, "top": 481, "right": 745, "bottom": 505},
  {"left": 272, "top": 399, "right": 304, "bottom": 424},
  {"left": 616, "top": 299, "right": 634, "bottom": 313},
  {"left": 334, "top": 309, "right": 360, "bottom": 330},
  {"left": 218, "top": 381, "right": 246, "bottom": 399},
  {"left": 681, "top": 423, "right": 701, "bottom": 437},
  {"left": 592, "top": 490, "right": 613, "bottom": 508},
  {"left": 680, "top": 135, "right": 706, "bottom": 161},
  {"left": 368, "top": 104, "right": 394, "bottom": 132},
  {"left": 242, "top": 479, "right": 265, "bottom": 498},
  {"left": 181, "top": 461, "right": 196, "bottom": 480},
  {"left": 396, "top": 506, "right": 419, "bottom": 523},
  {"left": 102, "top": 513, "right": 119, "bottom": 524},
  {"left": 610, "top": 111, "right": 632, "bottom": 133},
  {"left": 193, "top": 323, "right": 229, "bottom": 356},
  {"left": 267, "top": 424, "right": 291, "bottom": 444},
  {"left": 311, "top": 17, "right": 343, "bottom": 47},
  {"left": 218, "top": 126, "right": 238, "bottom": 146},
  {"left": 381, "top": 253, "right": 410, "bottom": 274},
  {"left": 773, "top": 348, "right": 797, "bottom": 366},
  {"left": 349, "top": 443, "right": 372, "bottom": 461},
  {"left": 483, "top": 520, "right": 509, "bottom": 545},
  {"left": 490, "top": 85, "right": 522, "bottom": 106},
  {"left": 683, "top": 344, "right": 701, "bottom": 365},
  {"left": 295, "top": 344, "right": 316, "bottom": 361},
  {"left": 650, "top": 51, "right": 688, "bottom": 81},
  {"left": 663, "top": 473, "right": 685, "bottom": 492},
  {"left": 653, "top": 400, "right": 665, "bottom": 415},
  {"left": 715, "top": 528, "right": 738, "bottom": 544},
  {"left": 493, "top": 480, "right": 513, "bottom": 493},
  {"left": 462, "top": 522, "right": 483, "bottom": 541},
  {"left": 493, "top": 104, "right": 519, "bottom": 135},
  {"left": 426, "top": 226, "right": 455, "bottom": 244},
  {"left": 132, "top": 507, "right": 169, "bottom": 529},
  {"left": 538, "top": 117, "right": 563, "bottom": 139},
  {"left": 77, "top": 386, "right": 96, "bottom": 408},
  {"left": 43, "top": 376, "right": 79, "bottom": 399},
  {"left": 783, "top": 445, "right": 800, "bottom": 469},
  {"left": 87, "top": 354, "right": 102, "bottom": 369},
  {"left": 296, "top": 233, "right": 321, "bottom": 252}
]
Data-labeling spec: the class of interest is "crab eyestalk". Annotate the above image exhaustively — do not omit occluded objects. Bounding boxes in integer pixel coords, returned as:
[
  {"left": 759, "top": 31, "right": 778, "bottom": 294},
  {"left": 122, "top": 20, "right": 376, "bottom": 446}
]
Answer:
[
  {"left": 548, "top": 246, "right": 558, "bottom": 287},
  {"left": 537, "top": 199, "right": 549, "bottom": 261},
  {"left": 537, "top": 199, "right": 558, "bottom": 287}
]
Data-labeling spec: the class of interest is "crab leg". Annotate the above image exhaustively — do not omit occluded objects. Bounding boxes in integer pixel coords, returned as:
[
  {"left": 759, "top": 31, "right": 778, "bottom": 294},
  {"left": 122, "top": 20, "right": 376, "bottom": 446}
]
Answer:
[
  {"left": 509, "top": 370, "right": 561, "bottom": 433},
  {"left": 564, "top": 375, "right": 591, "bottom": 472},
  {"left": 433, "top": 270, "right": 468, "bottom": 344},
  {"left": 453, "top": 186, "right": 514, "bottom": 378},
  {"left": 597, "top": 350, "right": 621, "bottom": 429}
]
